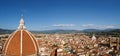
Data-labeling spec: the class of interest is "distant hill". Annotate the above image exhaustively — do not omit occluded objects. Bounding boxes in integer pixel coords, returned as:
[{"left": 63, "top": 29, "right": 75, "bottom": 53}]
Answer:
[
  {"left": 82, "top": 29, "right": 102, "bottom": 32},
  {"left": 31, "top": 29, "right": 81, "bottom": 34},
  {"left": 0, "top": 28, "right": 14, "bottom": 34},
  {"left": 0, "top": 28, "right": 81, "bottom": 34},
  {"left": 0, "top": 28, "right": 120, "bottom": 36},
  {"left": 84, "top": 29, "right": 120, "bottom": 37},
  {"left": 82, "top": 28, "right": 118, "bottom": 32}
]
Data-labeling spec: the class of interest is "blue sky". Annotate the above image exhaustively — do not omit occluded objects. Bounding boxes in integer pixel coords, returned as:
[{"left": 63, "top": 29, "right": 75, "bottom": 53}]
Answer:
[{"left": 0, "top": 0, "right": 120, "bottom": 30}]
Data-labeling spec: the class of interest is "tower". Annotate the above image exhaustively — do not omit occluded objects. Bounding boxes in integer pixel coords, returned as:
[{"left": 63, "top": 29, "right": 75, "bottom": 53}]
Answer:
[{"left": 91, "top": 34, "right": 96, "bottom": 40}]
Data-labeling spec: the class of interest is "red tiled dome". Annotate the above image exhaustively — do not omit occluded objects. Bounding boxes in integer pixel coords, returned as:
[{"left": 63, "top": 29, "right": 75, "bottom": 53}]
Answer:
[{"left": 2, "top": 18, "right": 39, "bottom": 56}]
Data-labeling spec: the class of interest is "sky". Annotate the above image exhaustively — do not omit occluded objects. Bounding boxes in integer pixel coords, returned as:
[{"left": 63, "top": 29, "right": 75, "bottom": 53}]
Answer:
[{"left": 0, "top": 0, "right": 120, "bottom": 30}]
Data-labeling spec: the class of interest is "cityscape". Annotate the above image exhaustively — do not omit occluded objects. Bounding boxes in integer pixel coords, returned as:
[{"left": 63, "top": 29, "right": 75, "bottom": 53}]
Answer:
[{"left": 0, "top": 0, "right": 120, "bottom": 56}]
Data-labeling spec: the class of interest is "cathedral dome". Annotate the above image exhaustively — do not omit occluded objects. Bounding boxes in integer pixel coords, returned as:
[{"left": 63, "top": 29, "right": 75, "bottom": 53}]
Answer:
[{"left": 2, "top": 17, "right": 39, "bottom": 56}]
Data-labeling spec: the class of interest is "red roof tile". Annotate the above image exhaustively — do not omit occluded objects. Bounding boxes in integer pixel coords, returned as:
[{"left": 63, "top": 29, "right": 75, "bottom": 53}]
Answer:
[{"left": 2, "top": 30, "right": 39, "bottom": 56}]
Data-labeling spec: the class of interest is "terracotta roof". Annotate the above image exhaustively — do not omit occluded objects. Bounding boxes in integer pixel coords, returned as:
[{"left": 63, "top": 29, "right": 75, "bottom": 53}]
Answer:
[{"left": 2, "top": 30, "right": 39, "bottom": 56}]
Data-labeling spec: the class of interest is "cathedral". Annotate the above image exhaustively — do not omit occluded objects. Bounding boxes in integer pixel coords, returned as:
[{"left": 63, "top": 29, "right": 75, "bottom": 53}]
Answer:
[{"left": 2, "top": 17, "right": 39, "bottom": 56}]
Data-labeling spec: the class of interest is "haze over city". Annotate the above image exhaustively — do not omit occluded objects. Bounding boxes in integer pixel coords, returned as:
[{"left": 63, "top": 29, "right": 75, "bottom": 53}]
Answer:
[{"left": 0, "top": 0, "right": 120, "bottom": 30}]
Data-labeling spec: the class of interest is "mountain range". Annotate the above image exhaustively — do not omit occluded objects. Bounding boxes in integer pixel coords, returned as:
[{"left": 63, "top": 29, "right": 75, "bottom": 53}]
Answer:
[{"left": 0, "top": 28, "right": 119, "bottom": 34}]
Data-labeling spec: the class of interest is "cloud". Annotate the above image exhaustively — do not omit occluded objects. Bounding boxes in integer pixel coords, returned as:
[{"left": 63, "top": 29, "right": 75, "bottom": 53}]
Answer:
[
  {"left": 81, "top": 24, "right": 94, "bottom": 27},
  {"left": 39, "top": 24, "right": 118, "bottom": 30},
  {"left": 104, "top": 25, "right": 115, "bottom": 28},
  {"left": 52, "top": 24, "right": 75, "bottom": 27},
  {"left": 81, "top": 24, "right": 117, "bottom": 29}
]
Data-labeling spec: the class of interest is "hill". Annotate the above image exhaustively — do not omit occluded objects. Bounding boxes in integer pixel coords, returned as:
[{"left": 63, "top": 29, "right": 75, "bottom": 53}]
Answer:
[
  {"left": 0, "top": 28, "right": 120, "bottom": 37},
  {"left": 82, "top": 29, "right": 102, "bottom": 32},
  {"left": 31, "top": 29, "right": 81, "bottom": 34},
  {"left": 84, "top": 29, "right": 120, "bottom": 37},
  {"left": 0, "top": 28, "right": 13, "bottom": 34}
]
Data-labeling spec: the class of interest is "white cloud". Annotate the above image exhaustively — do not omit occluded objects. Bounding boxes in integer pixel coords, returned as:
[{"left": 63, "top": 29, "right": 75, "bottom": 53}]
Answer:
[
  {"left": 39, "top": 24, "right": 118, "bottom": 30},
  {"left": 82, "top": 24, "right": 94, "bottom": 27},
  {"left": 52, "top": 24, "right": 75, "bottom": 27},
  {"left": 104, "top": 25, "right": 115, "bottom": 28},
  {"left": 81, "top": 24, "right": 117, "bottom": 29}
]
